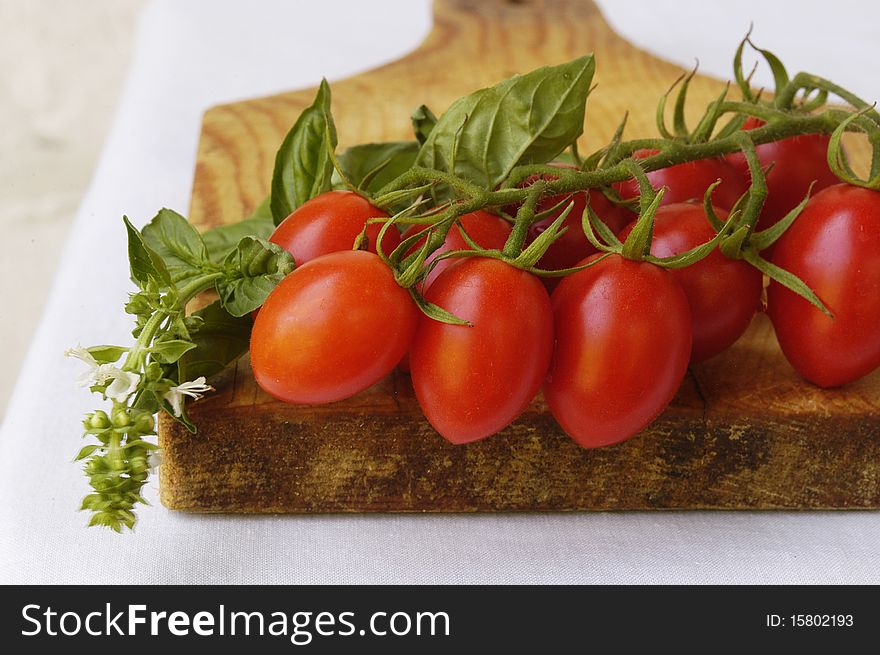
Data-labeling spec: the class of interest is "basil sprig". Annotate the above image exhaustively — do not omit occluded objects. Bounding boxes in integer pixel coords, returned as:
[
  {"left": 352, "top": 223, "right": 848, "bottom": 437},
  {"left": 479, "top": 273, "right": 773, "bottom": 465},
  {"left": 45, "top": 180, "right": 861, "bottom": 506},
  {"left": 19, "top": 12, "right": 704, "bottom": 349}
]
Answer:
[
  {"left": 71, "top": 209, "right": 293, "bottom": 530},
  {"left": 270, "top": 79, "right": 337, "bottom": 224},
  {"left": 414, "top": 56, "right": 595, "bottom": 189}
]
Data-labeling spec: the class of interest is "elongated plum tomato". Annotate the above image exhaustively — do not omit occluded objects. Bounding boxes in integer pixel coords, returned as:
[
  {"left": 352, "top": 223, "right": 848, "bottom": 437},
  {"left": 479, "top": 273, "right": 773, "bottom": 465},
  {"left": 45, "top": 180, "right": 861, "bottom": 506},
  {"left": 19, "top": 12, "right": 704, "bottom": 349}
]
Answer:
[
  {"left": 410, "top": 258, "right": 554, "bottom": 444},
  {"left": 767, "top": 184, "right": 880, "bottom": 388},
  {"left": 615, "top": 149, "right": 747, "bottom": 211},
  {"left": 397, "top": 211, "right": 511, "bottom": 373},
  {"left": 726, "top": 117, "right": 839, "bottom": 231},
  {"left": 269, "top": 190, "right": 401, "bottom": 264},
  {"left": 401, "top": 210, "right": 512, "bottom": 290},
  {"left": 546, "top": 254, "right": 692, "bottom": 448},
  {"left": 250, "top": 250, "right": 418, "bottom": 404},
  {"left": 618, "top": 204, "right": 762, "bottom": 362}
]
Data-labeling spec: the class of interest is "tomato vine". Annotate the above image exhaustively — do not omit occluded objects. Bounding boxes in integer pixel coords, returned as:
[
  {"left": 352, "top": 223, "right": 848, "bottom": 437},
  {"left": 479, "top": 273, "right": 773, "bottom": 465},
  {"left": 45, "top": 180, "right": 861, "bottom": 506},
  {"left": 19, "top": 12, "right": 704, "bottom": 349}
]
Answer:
[{"left": 68, "top": 34, "right": 880, "bottom": 531}]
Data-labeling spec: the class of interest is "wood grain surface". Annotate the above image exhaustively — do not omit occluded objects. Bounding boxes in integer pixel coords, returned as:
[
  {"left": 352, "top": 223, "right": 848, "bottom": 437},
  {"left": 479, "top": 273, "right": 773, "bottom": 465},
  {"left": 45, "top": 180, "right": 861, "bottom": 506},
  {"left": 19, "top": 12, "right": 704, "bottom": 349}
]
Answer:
[{"left": 159, "top": 0, "right": 880, "bottom": 512}]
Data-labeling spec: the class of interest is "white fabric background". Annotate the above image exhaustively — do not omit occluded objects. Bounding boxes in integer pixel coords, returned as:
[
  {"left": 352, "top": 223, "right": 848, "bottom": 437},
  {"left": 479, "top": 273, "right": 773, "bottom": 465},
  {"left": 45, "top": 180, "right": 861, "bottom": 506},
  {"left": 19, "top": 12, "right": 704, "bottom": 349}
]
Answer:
[{"left": 1, "top": 0, "right": 878, "bottom": 584}]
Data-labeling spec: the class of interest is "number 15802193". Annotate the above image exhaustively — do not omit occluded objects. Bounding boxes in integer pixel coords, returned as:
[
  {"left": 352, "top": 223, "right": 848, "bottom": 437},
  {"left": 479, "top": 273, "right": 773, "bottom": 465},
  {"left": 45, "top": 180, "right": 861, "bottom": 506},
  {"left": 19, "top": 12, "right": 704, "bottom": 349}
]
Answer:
[{"left": 766, "top": 615, "right": 854, "bottom": 628}]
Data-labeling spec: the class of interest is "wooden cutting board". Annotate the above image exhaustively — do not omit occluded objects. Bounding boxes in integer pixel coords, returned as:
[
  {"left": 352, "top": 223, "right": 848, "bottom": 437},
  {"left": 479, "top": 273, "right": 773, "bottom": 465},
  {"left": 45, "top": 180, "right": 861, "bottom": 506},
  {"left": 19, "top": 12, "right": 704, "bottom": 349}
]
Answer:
[{"left": 158, "top": 0, "right": 880, "bottom": 512}]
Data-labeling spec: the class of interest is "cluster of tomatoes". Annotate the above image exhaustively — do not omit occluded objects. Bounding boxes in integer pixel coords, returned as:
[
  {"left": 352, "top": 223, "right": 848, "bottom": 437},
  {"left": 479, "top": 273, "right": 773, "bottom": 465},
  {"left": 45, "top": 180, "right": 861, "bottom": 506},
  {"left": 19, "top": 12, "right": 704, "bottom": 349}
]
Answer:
[{"left": 249, "top": 125, "right": 880, "bottom": 450}]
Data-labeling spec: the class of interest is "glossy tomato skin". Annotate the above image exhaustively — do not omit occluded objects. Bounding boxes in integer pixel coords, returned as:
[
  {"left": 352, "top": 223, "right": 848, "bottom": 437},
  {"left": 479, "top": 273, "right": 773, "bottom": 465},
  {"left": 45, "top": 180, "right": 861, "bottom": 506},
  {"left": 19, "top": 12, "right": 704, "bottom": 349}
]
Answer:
[
  {"left": 616, "top": 149, "right": 747, "bottom": 211},
  {"left": 726, "top": 117, "right": 839, "bottom": 230},
  {"left": 250, "top": 250, "right": 418, "bottom": 404},
  {"left": 410, "top": 258, "right": 554, "bottom": 444},
  {"left": 546, "top": 254, "right": 692, "bottom": 448},
  {"left": 269, "top": 190, "right": 401, "bottom": 264},
  {"left": 767, "top": 184, "right": 880, "bottom": 388},
  {"left": 401, "top": 210, "right": 512, "bottom": 290},
  {"left": 618, "top": 204, "right": 763, "bottom": 362}
]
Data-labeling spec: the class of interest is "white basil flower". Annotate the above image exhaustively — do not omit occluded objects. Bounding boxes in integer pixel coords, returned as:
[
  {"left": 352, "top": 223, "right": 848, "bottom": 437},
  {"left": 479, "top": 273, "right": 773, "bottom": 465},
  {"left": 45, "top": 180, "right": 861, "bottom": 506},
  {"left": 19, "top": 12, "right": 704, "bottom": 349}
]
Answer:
[
  {"left": 104, "top": 370, "right": 142, "bottom": 402},
  {"left": 66, "top": 345, "right": 141, "bottom": 401},
  {"left": 163, "top": 377, "right": 213, "bottom": 417}
]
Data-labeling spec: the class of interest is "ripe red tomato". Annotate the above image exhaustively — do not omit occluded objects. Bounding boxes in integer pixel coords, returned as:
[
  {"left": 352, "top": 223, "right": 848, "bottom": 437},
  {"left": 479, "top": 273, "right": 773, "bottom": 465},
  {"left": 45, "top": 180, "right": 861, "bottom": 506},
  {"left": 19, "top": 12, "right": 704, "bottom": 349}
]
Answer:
[
  {"left": 410, "top": 258, "right": 553, "bottom": 444},
  {"left": 269, "top": 190, "right": 401, "bottom": 264},
  {"left": 618, "top": 204, "right": 762, "bottom": 362},
  {"left": 726, "top": 117, "right": 839, "bottom": 231},
  {"left": 616, "top": 149, "right": 747, "bottom": 211},
  {"left": 546, "top": 254, "right": 692, "bottom": 448},
  {"left": 250, "top": 250, "right": 418, "bottom": 404},
  {"left": 767, "top": 184, "right": 880, "bottom": 388},
  {"left": 401, "top": 210, "right": 511, "bottom": 290}
]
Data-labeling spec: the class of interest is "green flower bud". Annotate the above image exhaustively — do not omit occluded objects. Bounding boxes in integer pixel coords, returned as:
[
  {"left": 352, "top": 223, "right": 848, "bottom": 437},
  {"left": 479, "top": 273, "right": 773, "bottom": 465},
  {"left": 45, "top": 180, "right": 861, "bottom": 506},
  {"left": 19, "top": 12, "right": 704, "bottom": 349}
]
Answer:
[
  {"left": 134, "top": 413, "right": 156, "bottom": 433},
  {"left": 184, "top": 315, "right": 204, "bottom": 332},
  {"left": 84, "top": 458, "right": 104, "bottom": 475},
  {"left": 93, "top": 477, "right": 112, "bottom": 492},
  {"left": 88, "top": 410, "right": 111, "bottom": 430},
  {"left": 111, "top": 409, "right": 131, "bottom": 428}
]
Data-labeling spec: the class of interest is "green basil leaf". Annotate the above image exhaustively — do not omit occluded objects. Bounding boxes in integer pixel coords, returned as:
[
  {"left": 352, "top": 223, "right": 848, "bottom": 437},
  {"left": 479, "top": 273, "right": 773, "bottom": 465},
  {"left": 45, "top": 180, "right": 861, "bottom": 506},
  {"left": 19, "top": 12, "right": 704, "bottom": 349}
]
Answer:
[
  {"left": 202, "top": 214, "right": 275, "bottom": 263},
  {"left": 411, "top": 105, "right": 437, "bottom": 145},
  {"left": 270, "top": 79, "right": 337, "bottom": 224},
  {"left": 178, "top": 300, "right": 252, "bottom": 382},
  {"left": 414, "top": 55, "right": 595, "bottom": 189},
  {"left": 123, "top": 216, "right": 171, "bottom": 289},
  {"left": 85, "top": 345, "right": 127, "bottom": 364},
  {"left": 141, "top": 208, "right": 209, "bottom": 283},
  {"left": 335, "top": 141, "right": 419, "bottom": 193},
  {"left": 216, "top": 236, "right": 295, "bottom": 316},
  {"left": 131, "top": 388, "right": 160, "bottom": 414},
  {"left": 75, "top": 445, "right": 101, "bottom": 461},
  {"left": 150, "top": 339, "right": 198, "bottom": 364}
]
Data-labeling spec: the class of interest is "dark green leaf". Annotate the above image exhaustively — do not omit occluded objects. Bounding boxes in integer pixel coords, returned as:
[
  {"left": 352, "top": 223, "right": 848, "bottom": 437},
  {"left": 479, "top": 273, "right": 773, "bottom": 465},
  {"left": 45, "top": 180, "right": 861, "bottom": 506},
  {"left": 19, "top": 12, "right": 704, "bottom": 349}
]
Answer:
[
  {"left": 202, "top": 213, "right": 275, "bottom": 263},
  {"left": 178, "top": 300, "right": 252, "bottom": 382},
  {"left": 334, "top": 141, "right": 419, "bottom": 193},
  {"left": 124, "top": 216, "right": 171, "bottom": 289},
  {"left": 216, "top": 237, "right": 295, "bottom": 316},
  {"left": 411, "top": 105, "right": 437, "bottom": 145},
  {"left": 270, "top": 79, "right": 337, "bottom": 224},
  {"left": 414, "top": 56, "right": 595, "bottom": 189},
  {"left": 131, "top": 388, "right": 160, "bottom": 413},
  {"left": 150, "top": 339, "right": 197, "bottom": 364},
  {"left": 141, "top": 208, "right": 210, "bottom": 284}
]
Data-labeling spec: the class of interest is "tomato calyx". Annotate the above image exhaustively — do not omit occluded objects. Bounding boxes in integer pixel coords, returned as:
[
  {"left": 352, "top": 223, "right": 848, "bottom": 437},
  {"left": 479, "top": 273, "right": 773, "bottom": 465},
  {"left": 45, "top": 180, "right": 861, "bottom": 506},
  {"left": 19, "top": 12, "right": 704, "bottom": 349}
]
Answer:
[
  {"left": 594, "top": 159, "right": 736, "bottom": 272},
  {"left": 827, "top": 107, "right": 880, "bottom": 190},
  {"left": 714, "top": 134, "right": 834, "bottom": 317}
]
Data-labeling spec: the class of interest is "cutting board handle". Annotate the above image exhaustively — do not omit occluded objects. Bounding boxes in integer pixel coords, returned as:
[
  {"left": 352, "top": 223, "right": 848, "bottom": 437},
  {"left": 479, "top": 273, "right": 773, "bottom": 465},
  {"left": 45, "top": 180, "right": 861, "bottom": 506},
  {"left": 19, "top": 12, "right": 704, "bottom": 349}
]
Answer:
[
  {"left": 422, "top": 0, "right": 624, "bottom": 63},
  {"left": 434, "top": 0, "right": 606, "bottom": 24}
]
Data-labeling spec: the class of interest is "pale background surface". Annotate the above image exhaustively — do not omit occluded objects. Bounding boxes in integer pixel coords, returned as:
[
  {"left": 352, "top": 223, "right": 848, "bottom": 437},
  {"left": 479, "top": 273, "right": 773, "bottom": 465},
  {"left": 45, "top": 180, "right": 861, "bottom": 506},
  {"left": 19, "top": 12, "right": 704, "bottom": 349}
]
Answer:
[
  {"left": 1, "top": 0, "right": 878, "bottom": 584},
  {"left": 0, "top": 0, "right": 147, "bottom": 417}
]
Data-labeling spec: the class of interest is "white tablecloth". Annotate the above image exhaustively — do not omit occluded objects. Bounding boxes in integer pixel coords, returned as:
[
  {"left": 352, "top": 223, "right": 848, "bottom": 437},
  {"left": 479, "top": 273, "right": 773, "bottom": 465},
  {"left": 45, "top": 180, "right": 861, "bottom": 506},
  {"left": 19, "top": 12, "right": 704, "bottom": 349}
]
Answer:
[{"left": 2, "top": 0, "right": 878, "bottom": 584}]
